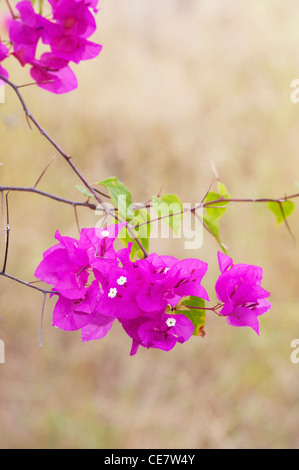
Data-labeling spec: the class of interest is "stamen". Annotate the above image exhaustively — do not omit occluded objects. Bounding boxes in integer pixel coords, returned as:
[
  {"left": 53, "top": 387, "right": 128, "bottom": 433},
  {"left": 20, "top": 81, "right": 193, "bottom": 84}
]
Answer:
[
  {"left": 166, "top": 318, "right": 176, "bottom": 327},
  {"left": 108, "top": 287, "right": 117, "bottom": 298},
  {"left": 117, "top": 276, "right": 127, "bottom": 286}
]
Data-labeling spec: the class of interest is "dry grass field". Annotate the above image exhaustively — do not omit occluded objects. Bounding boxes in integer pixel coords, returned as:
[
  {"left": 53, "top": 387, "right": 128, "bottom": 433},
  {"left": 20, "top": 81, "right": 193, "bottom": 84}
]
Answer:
[{"left": 1, "top": 0, "right": 299, "bottom": 448}]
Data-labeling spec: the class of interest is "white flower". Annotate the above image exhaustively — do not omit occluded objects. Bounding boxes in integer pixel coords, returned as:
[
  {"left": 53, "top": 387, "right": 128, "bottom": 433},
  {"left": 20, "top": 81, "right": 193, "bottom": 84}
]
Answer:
[
  {"left": 117, "top": 276, "right": 127, "bottom": 286},
  {"left": 108, "top": 287, "right": 117, "bottom": 298},
  {"left": 101, "top": 230, "right": 110, "bottom": 238},
  {"left": 166, "top": 317, "right": 176, "bottom": 327}
]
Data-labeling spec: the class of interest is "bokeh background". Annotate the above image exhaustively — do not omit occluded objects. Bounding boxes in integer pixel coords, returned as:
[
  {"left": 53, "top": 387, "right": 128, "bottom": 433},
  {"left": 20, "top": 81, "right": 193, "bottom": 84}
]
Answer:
[{"left": 1, "top": 0, "right": 299, "bottom": 448}]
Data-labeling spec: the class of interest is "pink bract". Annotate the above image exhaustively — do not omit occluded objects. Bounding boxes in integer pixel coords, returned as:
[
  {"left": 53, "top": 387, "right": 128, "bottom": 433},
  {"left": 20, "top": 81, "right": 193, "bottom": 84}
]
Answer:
[
  {"left": 215, "top": 251, "right": 271, "bottom": 335},
  {"left": 0, "top": 43, "right": 9, "bottom": 84},
  {"left": 120, "top": 313, "right": 195, "bottom": 356}
]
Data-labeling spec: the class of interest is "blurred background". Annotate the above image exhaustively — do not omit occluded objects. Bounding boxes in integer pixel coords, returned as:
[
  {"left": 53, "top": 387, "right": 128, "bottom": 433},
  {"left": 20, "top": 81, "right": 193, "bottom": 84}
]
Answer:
[{"left": 1, "top": 0, "right": 299, "bottom": 448}]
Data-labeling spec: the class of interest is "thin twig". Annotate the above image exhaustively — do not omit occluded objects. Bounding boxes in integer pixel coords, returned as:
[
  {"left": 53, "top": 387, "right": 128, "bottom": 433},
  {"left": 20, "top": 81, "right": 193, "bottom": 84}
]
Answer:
[
  {"left": 33, "top": 155, "right": 57, "bottom": 188},
  {"left": 0, "top": 75, "right": 111, "bottom": 215},
  {"left": 126, "top": 223, "right": 149, "bottom": 258},
  {"left": 157, "top": 181, "right": 164, "bottom": 198},
  {"left": 39, "top": 293, "right": 47, "bottom": 348},
  {"left": 5, "top": 0, "right": 15, "bottom": 18},
  {"left": 0, "top": 185, "right": 97, "bottom": 210},
  {"left": 0, "top": 272, "right": 57, "bottom": 295},
  {"left": 200, "top": 176, "right": 216, "bottom": 204},
  {"left": 1, "top": 191, "right": 5, "bottom": 233},
  {"left": 90, "top": 186, "right": 111, "bottom": 199},
  {"left": 73, "top": 204, "right": 80, "bottom": 235},
  {"left": 278, "top": 200, "right": 296, "bottom": 246},
  {"left": 1, "top": 191, "right": 10, "bottom": 274}
]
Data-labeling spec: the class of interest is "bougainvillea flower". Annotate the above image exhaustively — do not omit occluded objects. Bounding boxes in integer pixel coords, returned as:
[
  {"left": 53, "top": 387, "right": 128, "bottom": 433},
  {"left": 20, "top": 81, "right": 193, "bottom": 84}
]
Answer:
[
  {"left": 120, "top": 313, "right": 195, "bottom": 355},
  {"left": 80, "top": 314, "right": 115, "bottom": 342},
  {"left": 50, "top": 33, "right": 102, "bottom": 64},
  {"left": 52, "top": 0, "right": 97, "bottom": 38},
  {"left": 9, "top": 2, "right": 41, "bottom": 64},
  {"left": 30, "top": 53, "right": 78, "bottom": 93},
  {"left": 95, "top": 259, "right": 146, "bottom": 319},
  {"left": 52, "top": 280, "right": 100, "bottom": 330},
  {"left": 9, "top": 1, "right": 59, "bottom": 65},
  {"left": 0, "top": 43, "right": 9, "bottom": 84},
  {"left": 49, "top": 0, "right": 100, "bottom": 14},
  {"left": 133, "top": 253, "right": 175, "bottom": 311},
  {"left": 79, "top": 222, "right": 127, "bottom": 266},
  {"left": 170, "top": 258, "right": 210, "bottom": 300},
  {"left": 34, "top": 230, "right": 89, "bottom": 298},
  {"left": 7, "top": 0, "right": 102, "bottom": 93},
  {"left": 215, "top": 251, "right": 271, "bottom": 334},
  {"left": 134, "top": 254, "right": 209, "bottom": 313}
]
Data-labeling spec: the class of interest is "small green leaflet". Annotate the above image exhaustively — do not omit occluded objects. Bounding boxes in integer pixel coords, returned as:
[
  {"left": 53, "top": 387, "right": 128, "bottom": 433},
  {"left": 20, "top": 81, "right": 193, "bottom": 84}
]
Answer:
[
  {"left": 217, "top": 181, "right": 229, "bottom": 197},
  {"left": 152, "top": 193, "right": 183, "bottom": 234},
  {"left": 98, "top": 177, "right": 134, "bottom": 220},
  {"left": 116, "top": 207, "right": 152, "bottom": 260},
  {"left": 202, "top": 214, "right": 222, "bottom": 244},
  {"left": 176, "top": 296, "right": 206, "bottom": 336},
  {"left": 204, "top": 182, "right": 230, "bottom": 219},
  {"left": 267, "top": 200, "right": 295, "bottom": 226},
  {"left": 200, "top": 181, "right": 230, "bottom": 254},
  {"left": 97, "top": 177, "right": 152, "bottom": 257},
  {"left": 129, "top": 207, "right": 152, "bottom": 254},
  {"left": 75, "top": 185, "right": 94, "bottom": 198}
]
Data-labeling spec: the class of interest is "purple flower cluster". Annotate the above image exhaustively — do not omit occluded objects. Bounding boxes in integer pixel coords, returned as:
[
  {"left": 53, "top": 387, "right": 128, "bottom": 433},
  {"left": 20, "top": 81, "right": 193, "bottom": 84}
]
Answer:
[
  {"left": 215, "top": 252, "right": 271, "bottom": 335},
  {"left": 34, "top": 223, "right": 210, "bottom": 355},
  {"left": 34, "top": 224, "right": 272, "bottom": 354},
  {"left": 0, "top": 0, "right": 102, "bottom": 93}
]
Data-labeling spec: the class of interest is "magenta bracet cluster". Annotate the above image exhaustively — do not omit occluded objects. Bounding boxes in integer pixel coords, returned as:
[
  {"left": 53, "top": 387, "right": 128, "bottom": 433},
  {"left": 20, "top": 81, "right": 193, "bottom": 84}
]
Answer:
[
  {"left": 0, "top": 0, "right": 101, "bottom": 93},
  {"left": 34, "top": 223, "right": 272, "bottom": 355}
]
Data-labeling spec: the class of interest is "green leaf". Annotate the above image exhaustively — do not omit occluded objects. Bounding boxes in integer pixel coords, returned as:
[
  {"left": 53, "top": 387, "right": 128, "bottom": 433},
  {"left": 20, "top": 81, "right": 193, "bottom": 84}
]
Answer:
[
  {"left": 267, "top": 200, "right": 295, "bottom": 226},
  {"left": 177, "top": 296, "right": 206, "bottom": 336},
  {"left": 152, "top": 193, "right": 183, "bottom": 234},
  {"left": 217, "top": 181, "right": 229, "bottom": 197},
  {"left": 203, "top": 213, "right": 220, "bottom": 239},
  {"left": 204, "top": 190, "right": 229, "bottom": 220},
  {"left": 75, "top": 184, "right": 94, "bottom": 198},
  {"left": 98, "top": 177, "right": 134, "bottom": 220},
  {"left": 200, "top": 182, "right": 230, "bottom": 251},
  {"left": 131, "top": 208, "right": 152, "bottom": 251},
  {"left": 201, "top": 214, "right": 228, "bottom": 254}
]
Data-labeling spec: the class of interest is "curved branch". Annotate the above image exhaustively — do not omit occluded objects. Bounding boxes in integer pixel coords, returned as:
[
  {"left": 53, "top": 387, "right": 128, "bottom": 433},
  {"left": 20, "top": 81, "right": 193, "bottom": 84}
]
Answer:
[
  {"left": 0, "top": 272, "right": 57, "bottom": 295},
  {"left": 0, "top": 185, "right": 97, "bottom": 210},
  {"left": 0, "top": 75, "right": 111, "bottom": 214}
]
